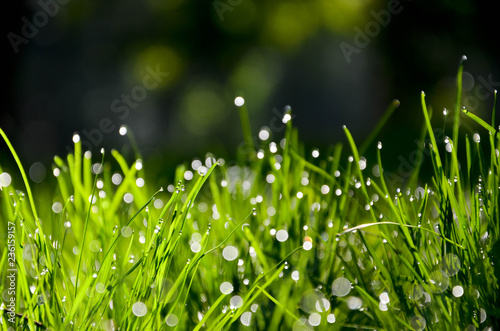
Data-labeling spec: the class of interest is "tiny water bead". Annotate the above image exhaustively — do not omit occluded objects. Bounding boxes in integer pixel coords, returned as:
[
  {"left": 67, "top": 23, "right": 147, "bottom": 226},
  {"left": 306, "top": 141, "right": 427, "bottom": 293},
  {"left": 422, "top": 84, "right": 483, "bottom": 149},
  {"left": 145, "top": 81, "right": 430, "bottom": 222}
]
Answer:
[
  {"left": 308, "top": 313, "right": 321, "bottom": 326},
  {"left": 379, "top": 292, "right": 390, "bottom": 304},
  {"left": 473, "top": 133, "right": 481, "bottom": 143},
  {"left": 119, "top": 125, "right": 127, "bottom": 135},
  {"left": 123, "top": 193, "right": 134, "bottom": 204},
  {"left": 259, "top": 128, "right": 270, "bottom": 141},
  {"left": 346, "top": 296, "right": 362, "bottom": 310},
  {"left": 0, "top": 172, "right": 14, "bottom": 187},
  {"left": 220, "top": 282, "right": 234, "bottom": 294},
  {"left": 222, "top": 246, "right": 239, "bottom": 261},
  {"left": 327, "top": 313, "right": 336, "bottom": 323},
  {"left": 73, "top": 133, "right": 80, "bottom": 143},
  {"left": 293, "top": 317, "right": 312, "bottom": 331},
  {"left": 29, "top": 162, "right": 46, "bottom": 183},
  {"left": 91, "top": 163, "right": 103, "bottom": 174},
  {"left": 234, "top": 96, "right": 245, "bottom": 107},
  {"left": 332, "top": 277, "right": 351, "bottom": 297},
  {"left": 410, "top": 316, "right": 426, "bottom": 331},
  {"left": 452, "top": 285, "right": 464, "bottom": 297},
  {"left": 230, "top": 295, "right": 244, "bottom": 309},
  {"left": 136, "top": 178, "right": 145, "bottom": 187},
  {"left": 52, "top": 202, "right": 63, "bottom": 213},
  {"left": 132, "top": 302, "right": 147, "bottom": 317},
  {"left": 240, "top": 312, "right": 252, "bottom": 326},
  {"left": 276, "top": 229, "right": 289, "bottom": 242},
  {"left": 428, "top": 270, "right": 450, "bottom": 293},
  {"left": 409, "top": 284, "right": 424, "bottom": 301},
  {"left": 441, "top": 253, "right": 461, "bottom": 276},
  {"left": 165, "top": 314, "right": 179, "bottom": 327},
  {"left": 135, "top": 160, "right": 143, "bottom": 171},
  {"left": 112, "top": 173, "right": 122, "bottom": 185},
  {"left": 300, "top": 289, "right": 327, "bottom": 314},
  {"left": 291, "top": 270, "right": 300, "bottom": 281}
]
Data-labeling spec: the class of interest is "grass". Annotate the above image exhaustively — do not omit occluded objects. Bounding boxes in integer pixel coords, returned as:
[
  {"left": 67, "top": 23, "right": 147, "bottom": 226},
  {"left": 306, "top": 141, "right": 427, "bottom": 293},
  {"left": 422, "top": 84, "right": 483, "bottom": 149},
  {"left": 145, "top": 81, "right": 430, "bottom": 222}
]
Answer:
[{"left": 0, "top": 59, "right": 499, "bottom": 330}]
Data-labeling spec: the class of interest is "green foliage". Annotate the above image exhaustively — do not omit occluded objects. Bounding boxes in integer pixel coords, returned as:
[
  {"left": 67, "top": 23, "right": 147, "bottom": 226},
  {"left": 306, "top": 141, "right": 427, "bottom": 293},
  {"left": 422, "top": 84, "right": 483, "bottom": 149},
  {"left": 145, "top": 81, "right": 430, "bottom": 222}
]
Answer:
[{"left": 0, "top": 62, "right": 499, "bottom": 330}]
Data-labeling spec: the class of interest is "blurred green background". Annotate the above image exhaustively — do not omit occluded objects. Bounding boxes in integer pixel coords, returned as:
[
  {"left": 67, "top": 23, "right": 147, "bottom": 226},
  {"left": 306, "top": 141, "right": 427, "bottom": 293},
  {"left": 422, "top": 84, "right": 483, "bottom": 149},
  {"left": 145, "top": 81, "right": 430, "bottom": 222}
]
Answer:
[{"left": 3, "top": 0, "right": 499, "bottom": 178}]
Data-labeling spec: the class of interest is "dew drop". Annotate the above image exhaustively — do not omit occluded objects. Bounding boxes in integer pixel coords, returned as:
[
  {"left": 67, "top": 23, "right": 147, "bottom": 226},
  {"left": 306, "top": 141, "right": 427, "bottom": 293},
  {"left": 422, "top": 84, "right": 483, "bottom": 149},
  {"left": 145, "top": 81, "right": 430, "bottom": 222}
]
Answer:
[
  {"left": 220, "top": 282, "right": 234, "bottom": 294},
  {"left": 131, "top": 302, "right": 147, "bottom": 317}
]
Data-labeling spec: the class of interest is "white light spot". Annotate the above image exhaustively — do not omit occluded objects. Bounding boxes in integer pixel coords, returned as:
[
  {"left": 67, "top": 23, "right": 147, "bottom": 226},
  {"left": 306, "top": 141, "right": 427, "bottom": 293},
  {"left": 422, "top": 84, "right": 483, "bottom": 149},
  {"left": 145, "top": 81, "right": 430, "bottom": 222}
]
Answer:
[
  {"left": 332, "top": 277, "right": 351, "bottom": 297},
  {"left": 184, "top": 171, "right": 194, "bottom": 181},
  {"left": 379, "top": 292, "right": 390, "bottom": 304},
  {"left": 220, "top": 282, "right": 234, "bottom": 294},
  {"left": 312, "top": 149, "right": 319, "bottom": 158},
  {"left": 240, "top": 312, "right": 252, "bottom": 326},
  {"left": 276, "top": 230, "right": 289, "bottom": 242},
  {"left": 136, "top": 178, "right": 145, "bottom": 187},
  {"left": 222, "top": 246, "right": 239, "bottom": 261},
  {"left": 259, "top": 129, "right": 270, "bottom": 141},
  {"left": 234, "top": 96, "right": 245, "bottom": 107},
  {"left": 309, "top": 313, "right": 321, "bottom": 326},
  {"left": 52, "top": 202, "right": 63, "bottom": 213},
  {"left": 359, "top": 158, "right": 367, "bottom": 170},
  {"left": 132, "top": 302, "right": 147, "bottom": 317},
  {"left": 291, "top": 270, "right": 299, "bottom": 281},
  {"left": 282, "top": 113, "right": 292, "bottom": 124},
  {"left": 452, "top": 285, "right": 464, "bottom": 297},
  {"left": 119, "top": 126, "right": 127, "bottom": 136},
  {"left": 230, "top": 295, "right": 244, "bottom": 309},
  {"left": 0, "top": 172, "right": 13, "bottom": 187},
  {"left": 154, "top": 199, "right": 164, "bottom": 209},
  {"left": 165, "top": 314, "right": 178, "bottom": 326},
  {"left": 303, "top": 241, "right": 313, "bottom": 251},
  {"left": 473, "top": 133, "right": 480, "bottom": 143},
  {"left": 73, "top": 134, "right": 80, "bottom": 143},
  {"left": 327, "top": 313, "right": 336, "bottom": 323},
  {"left": 321, "top": 185, "right": 330, "bottom": 194},
  {"left": 121, "top": 226, "right": 133, "bottom": 237},
  {"left": 112, "top": 173, "right": 122, "bottom": 185},
  {"left": 124, "top": 193, "right": 134, "bottom": 204}
]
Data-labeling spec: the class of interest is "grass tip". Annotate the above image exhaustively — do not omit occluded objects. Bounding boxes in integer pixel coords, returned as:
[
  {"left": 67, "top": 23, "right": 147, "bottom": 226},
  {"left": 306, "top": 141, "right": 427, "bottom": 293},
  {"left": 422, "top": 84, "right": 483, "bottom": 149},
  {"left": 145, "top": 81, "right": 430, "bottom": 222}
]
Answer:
[
  {"left": 392, "top": 99, "right": 400, "bottom": 107},
  {"left": 461, "top": 54, "right": 468, "bottom": 63}
]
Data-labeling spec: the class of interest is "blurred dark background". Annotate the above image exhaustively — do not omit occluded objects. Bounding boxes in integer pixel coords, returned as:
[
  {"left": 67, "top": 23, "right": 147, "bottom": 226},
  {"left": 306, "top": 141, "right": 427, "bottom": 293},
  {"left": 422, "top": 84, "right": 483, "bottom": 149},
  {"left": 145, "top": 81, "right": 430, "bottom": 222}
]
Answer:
[{"left": 2, "top": 0, "right": 499, "bottom": 178}]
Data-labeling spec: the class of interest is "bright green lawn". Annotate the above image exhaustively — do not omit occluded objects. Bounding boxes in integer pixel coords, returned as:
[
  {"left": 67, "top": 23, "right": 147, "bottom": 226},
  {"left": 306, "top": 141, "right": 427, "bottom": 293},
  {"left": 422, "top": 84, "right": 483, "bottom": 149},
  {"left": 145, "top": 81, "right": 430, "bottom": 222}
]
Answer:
[{"left": 0, "top": 59, "right": 499, "bottom": 330}]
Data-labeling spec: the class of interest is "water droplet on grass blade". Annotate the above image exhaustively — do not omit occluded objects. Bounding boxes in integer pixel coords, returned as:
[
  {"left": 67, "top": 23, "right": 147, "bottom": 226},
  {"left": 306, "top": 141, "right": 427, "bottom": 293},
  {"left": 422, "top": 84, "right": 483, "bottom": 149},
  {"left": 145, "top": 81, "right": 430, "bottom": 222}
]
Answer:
[
  {"left": 300, "top": 289, "right": 327, "bottom": 314},
  {"left": 234, "top": 96, "right": 245, "bottom": 107},
  {"left": 428, "top": 270, "right": 449, "bottom": 293},
  {"left": 409, "top": 284, "right": 423, "bottom": 301},
  {"left": 346, "top": 296, "right": 362, "bottom": 310},
  {"left": 220, "top": 282, "right": 233, "bottom": 294},
  {"left": 230, "top": 295, "right": 243, "bottom": 309},
  {"left": 452, "top": 285, "right": 464, "bottom": 297},
  {"left": 240, "top": 312, "right": 252, "bottom": 326},
  {"left": 132, "top": 302, "right": 147, "bottom": 317},
  {"left": 308, "top": 313, "right": 321, "bottom": 326},
  {"left": 119, "top": 125, "right": 127, "bottom": 135},
  {"left": 441, "top": 254, "right": 461, "bottom": 276},
  {"left": 332, "top": 277, "right": 351, "bottom": 297},
  {"left": 165, "top": 314, "right": 178, "bottom": 326},
  {"left": 222, "top": 246, "right": 239, "bottom": 261},
  {"left": 276, "top": 230, "right": 289, "bottom": 242},
  {"left": 410, "top": 316, "right": 426, "bottom": 331}
]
